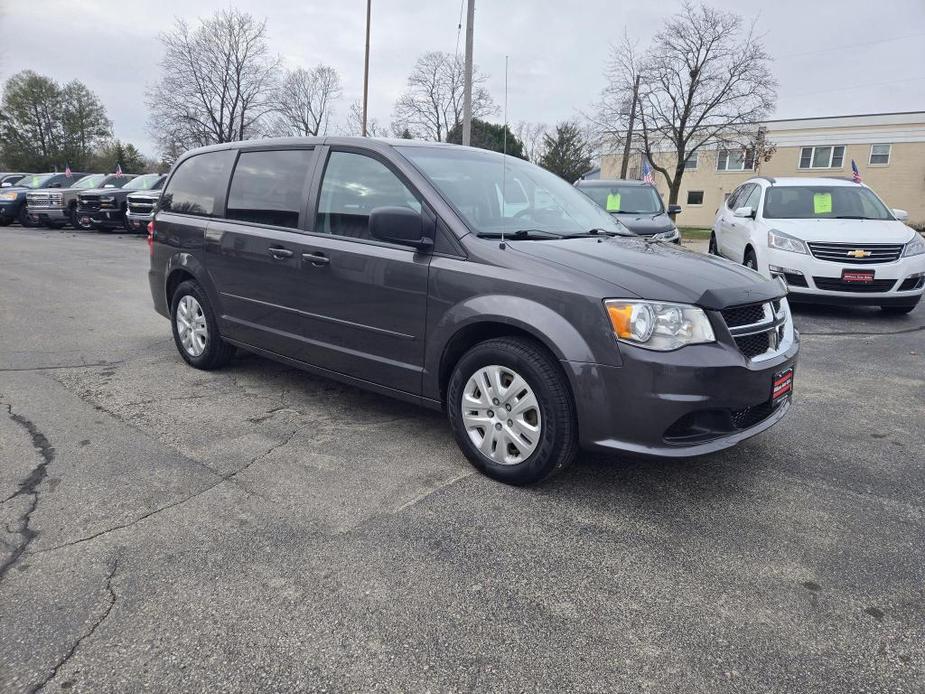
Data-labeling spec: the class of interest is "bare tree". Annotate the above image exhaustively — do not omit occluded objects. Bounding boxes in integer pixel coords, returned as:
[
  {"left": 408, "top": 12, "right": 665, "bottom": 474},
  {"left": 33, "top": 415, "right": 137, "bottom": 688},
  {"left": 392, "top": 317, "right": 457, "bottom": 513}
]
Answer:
[
  {"left": 146, "top": 9, "right": 280, "bottom": 156},
  {"left": 393, "top": 51, "right": 495, "bottom": 141},
  {"left": 270, "top": 65, "right": 342, "bottom": 137},
  {"left": 514, "top": 121, "right": 548, "bottom": 163},
  {"left": 596, "top": 2, "right": 776, "bottom": 206},
  {"left": 341, "top": 100, "right": 387, "bottom": 137}
]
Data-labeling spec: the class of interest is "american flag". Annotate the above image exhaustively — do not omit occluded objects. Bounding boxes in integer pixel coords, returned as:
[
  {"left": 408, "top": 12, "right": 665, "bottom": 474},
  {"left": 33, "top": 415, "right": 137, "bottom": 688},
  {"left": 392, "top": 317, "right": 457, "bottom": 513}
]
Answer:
[
  {"left": 115, "top": 164, "right": 123, "bottom": 176},
  {"left": 642, "top": 159, "right": 655, "bottom": 185},
  {"left": 851, "top": 159, "right": 862, "bottom": 184},
  {"left": 64, "top": 164, "right": 72, "bottom": 178}
]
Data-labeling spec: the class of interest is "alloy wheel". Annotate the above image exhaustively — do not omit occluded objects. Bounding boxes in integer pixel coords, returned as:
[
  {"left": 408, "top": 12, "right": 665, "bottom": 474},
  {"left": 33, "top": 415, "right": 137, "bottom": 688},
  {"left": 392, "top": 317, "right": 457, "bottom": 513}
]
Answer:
[
  {"left": 175, "top": 295, "right": 208, "bottom": 357},
  {"left": 461, "top": 364, "right": 542, "bottom": 465}
]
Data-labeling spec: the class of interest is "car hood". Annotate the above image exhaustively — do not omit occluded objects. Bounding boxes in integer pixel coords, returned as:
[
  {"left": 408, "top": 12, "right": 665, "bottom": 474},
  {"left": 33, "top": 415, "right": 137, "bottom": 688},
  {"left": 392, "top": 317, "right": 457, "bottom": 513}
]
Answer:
[
  {"left": 510, "top": 237, "right": 784, "bottom": 309},
  {"left": 79, "top": 187, "right": 130, "bottom": 197},
  {"left": 768, "top": 218, "right": 915, "bottom": 244},
  {"left": 610, "top": 211, "right": 675, "bottom": 235}
]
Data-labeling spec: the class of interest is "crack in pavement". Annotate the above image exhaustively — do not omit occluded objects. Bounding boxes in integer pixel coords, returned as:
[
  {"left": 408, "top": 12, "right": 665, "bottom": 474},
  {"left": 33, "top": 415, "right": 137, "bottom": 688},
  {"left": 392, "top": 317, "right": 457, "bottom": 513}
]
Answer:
[
  {"left": 30, "top": 556, "right": 120, "bottom": 694},
  {"left": 0, "top": 361, "right": 122, "bottom": 373},
  {"left": 800, "top": 325, "right": 924, "bottom": 337},
  {"left": 0, "top": 401, "right": 56, "bottom": 583},
  {"left": 30, "top": 428, "right": 301, "bottom": 557}
]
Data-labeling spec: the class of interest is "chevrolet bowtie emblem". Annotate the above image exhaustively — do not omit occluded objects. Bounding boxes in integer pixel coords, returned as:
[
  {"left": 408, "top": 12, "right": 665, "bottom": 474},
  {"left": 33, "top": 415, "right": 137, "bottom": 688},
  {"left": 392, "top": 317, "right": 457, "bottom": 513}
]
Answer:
[{"left": 847, "top": 249, "right": 871, "bottom": 258}]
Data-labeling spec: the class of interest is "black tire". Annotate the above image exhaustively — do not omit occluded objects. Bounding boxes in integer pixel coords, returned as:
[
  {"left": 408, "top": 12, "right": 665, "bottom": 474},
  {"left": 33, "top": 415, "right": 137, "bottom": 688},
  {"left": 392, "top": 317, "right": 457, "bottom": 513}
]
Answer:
[
  {"left": 744, "top": 247, "right": 758, "bottom": 271},
  {"left": 708, "top": 233, "right": 719, "bottom": 255},
  {"left": 170, "top": 280, "right": 236, "bottom": 370},
  {"left": 880, "top": 304, "right": 917, "bottom": 315},
  {"left": 69, "top": 206, "right": 85, "bottom": 229},
  {"left": 18, "top": 206, "right": 36, "bottom": 228},
  {"left": 0, "top": 217, "right": 11, "bottom": 227},
  {"left": 446, "top": 336, "right": 578, "bottom": 485}
]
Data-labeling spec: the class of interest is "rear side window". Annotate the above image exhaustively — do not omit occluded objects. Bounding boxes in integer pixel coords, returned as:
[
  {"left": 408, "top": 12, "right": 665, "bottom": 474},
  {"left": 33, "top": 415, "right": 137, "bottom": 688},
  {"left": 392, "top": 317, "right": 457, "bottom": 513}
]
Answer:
[
  {"left": 161, "top": 150, "right": 235, "bottom": 217},
  {"left": 226, "top": 149, "right": 315, "bottom": 228}
]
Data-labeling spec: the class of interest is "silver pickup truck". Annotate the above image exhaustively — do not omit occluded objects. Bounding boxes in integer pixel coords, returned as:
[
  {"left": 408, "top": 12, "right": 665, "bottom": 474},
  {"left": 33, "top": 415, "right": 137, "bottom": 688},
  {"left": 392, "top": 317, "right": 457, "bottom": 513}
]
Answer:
[{"left": 27, "top": 173, "right": 129, "bottom": 228}]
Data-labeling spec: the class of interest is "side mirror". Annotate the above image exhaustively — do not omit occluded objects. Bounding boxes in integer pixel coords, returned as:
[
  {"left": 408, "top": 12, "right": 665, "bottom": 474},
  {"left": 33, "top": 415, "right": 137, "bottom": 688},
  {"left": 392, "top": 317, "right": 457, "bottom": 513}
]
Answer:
[
  {"left": 733, "top": 206, "right": 755, "bottom": 219},
  {"left": 667, "top": 204, "right": 682, "bottom": 215},
  {"left": 369, "top": 206, "right": 433, "bottom": 251},
  {"left": 892, "top": 208, "right": 909, "bottom": 222}
]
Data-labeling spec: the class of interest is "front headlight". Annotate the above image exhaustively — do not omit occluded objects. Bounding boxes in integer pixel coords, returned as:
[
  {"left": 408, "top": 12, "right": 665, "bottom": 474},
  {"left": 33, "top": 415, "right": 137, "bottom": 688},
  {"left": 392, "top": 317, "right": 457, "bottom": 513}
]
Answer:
[
  {"left": 651, "top": 227, "right": 680, "bottom": 243},
  {"left": 0, "top": 192, "right": 18, "bottom": 201},
  {"left": 768, "top": 229, "right": 807, "bottom": 254},
  {"left": 605, "top": 299, "right": 716, "bottom": 351},
  {"left": 903, "top": 233, "right": 925, "bottom": 257}
]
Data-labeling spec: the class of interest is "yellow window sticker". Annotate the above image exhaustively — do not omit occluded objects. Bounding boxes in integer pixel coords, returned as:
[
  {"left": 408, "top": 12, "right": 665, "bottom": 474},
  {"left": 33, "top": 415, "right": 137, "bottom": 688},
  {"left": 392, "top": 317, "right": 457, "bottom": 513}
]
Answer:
[
  {"left": 606, "top": 193, "right": 621, "bottom": 211},
  {"left": 813, "top": 192, "right": 832, "bottom": 214}
]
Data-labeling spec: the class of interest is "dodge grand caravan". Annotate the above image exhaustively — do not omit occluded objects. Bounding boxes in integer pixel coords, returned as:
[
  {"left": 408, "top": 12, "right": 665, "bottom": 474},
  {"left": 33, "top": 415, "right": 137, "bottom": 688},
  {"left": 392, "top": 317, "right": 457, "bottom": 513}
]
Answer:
[{"left": 149, "top": 138, "right": 798, "bottom": 485}]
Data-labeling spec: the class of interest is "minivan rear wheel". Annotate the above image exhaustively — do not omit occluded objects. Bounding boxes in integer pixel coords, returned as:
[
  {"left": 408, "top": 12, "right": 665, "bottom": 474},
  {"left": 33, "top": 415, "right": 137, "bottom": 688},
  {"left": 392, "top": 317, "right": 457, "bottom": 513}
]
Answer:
[
  {"left": 447, "top": 337, "right": 577, "bottom": 485},
  {"left": 170, "top": 280, "right": 236, "bottom": 370}
]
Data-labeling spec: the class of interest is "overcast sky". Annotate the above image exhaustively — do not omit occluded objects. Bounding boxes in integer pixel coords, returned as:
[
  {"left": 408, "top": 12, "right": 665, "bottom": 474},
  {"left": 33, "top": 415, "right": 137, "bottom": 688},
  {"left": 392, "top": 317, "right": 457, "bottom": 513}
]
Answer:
[{"left": 1, "top": 0, "right": 923, "bottom": 157}]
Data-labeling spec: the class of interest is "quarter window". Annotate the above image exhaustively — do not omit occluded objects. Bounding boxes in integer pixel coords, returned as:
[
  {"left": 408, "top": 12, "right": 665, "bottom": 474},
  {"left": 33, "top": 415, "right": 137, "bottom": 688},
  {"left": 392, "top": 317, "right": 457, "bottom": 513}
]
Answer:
[
  {"left": 226, "top": 149, "right": 315, "bottom": 228},
  {"left": 161, "top": 150, "right": 236, "bottom": 217},
  {"left": 686, "top": 190, "right": 704, "bottom": 205},
  {"left": 717, "top": 148, "right": 754, "bottom": 171},
  {"left": 869, "top": 144, "right": 891, "bottom": 166},
  {"left": 799, "top": 145, "right": 845, "bottom": 169},
  {"left": 316, "top": 151, "right": 420, "bottom": 239}
]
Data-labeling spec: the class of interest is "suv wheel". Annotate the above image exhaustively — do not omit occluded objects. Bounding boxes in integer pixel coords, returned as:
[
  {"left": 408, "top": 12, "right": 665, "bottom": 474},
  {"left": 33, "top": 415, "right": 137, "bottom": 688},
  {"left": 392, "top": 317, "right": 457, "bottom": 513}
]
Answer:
[
  {"left": 708, "top": 233, "right": 719, "bottom": 255},
  {"left": 447, "top": 337, "right": 577, "bottom": 485},
  {"left": 170, "top": 280, "right": 235, "bottom": 370}
]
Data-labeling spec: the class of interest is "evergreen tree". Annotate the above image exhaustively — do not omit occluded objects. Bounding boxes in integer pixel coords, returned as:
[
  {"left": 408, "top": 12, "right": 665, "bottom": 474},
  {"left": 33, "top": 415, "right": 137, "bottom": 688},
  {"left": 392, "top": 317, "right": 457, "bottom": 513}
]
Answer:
[{"left": 538, "top": 122, "right": 593, "bottom": 182}]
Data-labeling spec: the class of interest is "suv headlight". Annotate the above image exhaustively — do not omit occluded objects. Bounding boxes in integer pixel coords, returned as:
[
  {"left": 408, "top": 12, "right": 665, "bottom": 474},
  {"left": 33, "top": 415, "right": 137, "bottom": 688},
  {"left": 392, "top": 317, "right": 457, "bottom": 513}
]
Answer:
[
  {"left": 651, "top": 227, "right": 680, "bottom": 243},
  {"left": 605, "top": 300, "right": 715, "bottom": 351},
  {"left": 0, "top": 192, "right": 18, "bottom": 201},
  {"left": 903, "top": 233, "right": 925, "bottom": 257},
  {"left": 768, "top": 229, "right": 807, "bottom": 254}
]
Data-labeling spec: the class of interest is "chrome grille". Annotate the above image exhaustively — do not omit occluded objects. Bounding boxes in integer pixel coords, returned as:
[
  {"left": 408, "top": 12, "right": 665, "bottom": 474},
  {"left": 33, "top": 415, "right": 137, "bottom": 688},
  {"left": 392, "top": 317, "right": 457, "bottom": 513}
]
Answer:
[
  {"left": 808, "top": 242, "right": 903, "bottom": 264},
  {"left": 127, "top": 195, "right": 156, "bottom": 215},
  {"left": 721, "top": 299, "right": 792, "bottom": 362},
  {"left": 26, "top": 193, "right": 57, "bottom": 209}
]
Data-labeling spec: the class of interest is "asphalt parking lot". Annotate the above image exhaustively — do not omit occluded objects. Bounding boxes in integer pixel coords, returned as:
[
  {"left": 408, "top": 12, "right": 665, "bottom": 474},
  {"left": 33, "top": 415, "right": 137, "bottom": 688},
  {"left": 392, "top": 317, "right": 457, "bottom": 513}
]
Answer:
[{"left": 1, "top": 226, "right": 923, "bottom": 693}]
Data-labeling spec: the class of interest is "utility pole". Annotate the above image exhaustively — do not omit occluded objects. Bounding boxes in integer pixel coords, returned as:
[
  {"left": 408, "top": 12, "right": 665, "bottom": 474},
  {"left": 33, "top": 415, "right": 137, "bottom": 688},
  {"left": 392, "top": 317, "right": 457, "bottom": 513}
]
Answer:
[
  {"left": 461, "top": 0, "right": 475, "bottom": 145},
  {"left": 362, "top": 0, "right": 371, "bottom": 137},
  {"left": 620, "top": 74, "right": 641, "bottom": 179}
]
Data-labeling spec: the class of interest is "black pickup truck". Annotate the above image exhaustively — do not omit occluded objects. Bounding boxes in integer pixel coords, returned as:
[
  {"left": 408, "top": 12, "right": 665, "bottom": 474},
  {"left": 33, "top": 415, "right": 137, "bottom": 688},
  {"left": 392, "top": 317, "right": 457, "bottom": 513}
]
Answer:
[{"left": 75, "top": 174, "right": 168, "bottom": 231}]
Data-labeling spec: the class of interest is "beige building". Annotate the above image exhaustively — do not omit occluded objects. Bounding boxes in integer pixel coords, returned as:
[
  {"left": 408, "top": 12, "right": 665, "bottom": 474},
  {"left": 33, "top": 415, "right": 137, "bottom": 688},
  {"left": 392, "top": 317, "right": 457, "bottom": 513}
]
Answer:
[{"left": 600, "top": 111, "right": 925, "bottom": 228}]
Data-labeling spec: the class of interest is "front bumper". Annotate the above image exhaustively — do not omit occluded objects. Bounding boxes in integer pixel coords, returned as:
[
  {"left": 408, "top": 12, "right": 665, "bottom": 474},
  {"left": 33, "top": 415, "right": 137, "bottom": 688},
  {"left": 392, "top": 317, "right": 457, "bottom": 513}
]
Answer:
[
  {"left": 77, "top": 207, "right": 125, "bottom": 227},
  {"left": 125, "top": 211, "right": 154, "bottom": 231},
  {"left": 761, "top": 247, "right": 925, "bottom": 306},
  {"left": 29, "top": 207, "right": 68, "bottom": 222},
  {"left": 567, "top": 334, "right": 799, "bottom": 457}
]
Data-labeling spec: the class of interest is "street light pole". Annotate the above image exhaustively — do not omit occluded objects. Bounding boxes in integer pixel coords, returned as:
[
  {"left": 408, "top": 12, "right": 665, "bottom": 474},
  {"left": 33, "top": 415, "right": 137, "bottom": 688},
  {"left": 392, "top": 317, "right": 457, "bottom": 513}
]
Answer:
[
  {"left": 362, "top": 0, "right": 371, "bottom": 137},
  {"left": 461, "top": 0, "right": 475, "bottom": 145}
]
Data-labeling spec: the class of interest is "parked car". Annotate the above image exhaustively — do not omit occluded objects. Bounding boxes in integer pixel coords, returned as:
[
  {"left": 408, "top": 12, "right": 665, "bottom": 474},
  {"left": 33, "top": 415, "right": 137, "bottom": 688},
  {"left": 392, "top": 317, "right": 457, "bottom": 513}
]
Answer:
[
  {"left": 0, "top": 173, "right": 29, "bottom": 187},
  {"left": 26, "top": 173, "right": 108, "bottom": 228},
  {"left": 124, "top": 175, "right": 167, "bottom": 232},
  {"left": 149, "top": 138, "right": 798, "bottom": 485},
  {"left": 73, "top": 174, "right": 140, "bottom": 230},
  {"left": 0, "top": 172, "right": 88, "bottom": 227},
  {"left": 575, "top": 179, "right": 681, "bottom": 243},
  {"left": 77, "top": 174, "right": 165, "bottom": 231},
  {"left": 710, "top": 176, "right": 925, "bottom": 314}
]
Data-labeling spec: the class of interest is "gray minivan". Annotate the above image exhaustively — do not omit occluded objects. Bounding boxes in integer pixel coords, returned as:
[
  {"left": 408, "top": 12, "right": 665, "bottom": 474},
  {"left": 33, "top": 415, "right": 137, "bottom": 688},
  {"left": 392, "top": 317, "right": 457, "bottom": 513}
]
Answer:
[{"left": 149, "top": 137, "right": 798, "bottom": 485}]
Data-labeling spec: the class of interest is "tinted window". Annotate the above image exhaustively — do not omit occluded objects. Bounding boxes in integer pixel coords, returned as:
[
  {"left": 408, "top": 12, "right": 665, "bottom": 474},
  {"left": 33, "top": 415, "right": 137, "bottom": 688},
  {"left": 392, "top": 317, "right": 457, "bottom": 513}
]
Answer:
[
  {"left": 124, "top": 174, "right": 165, "bottom": 191},
  {"left": 98, "top": 175, "right": 133, "bottom": 189},
  {"left": 161, "top": 150, "right": 235, "bottom": 217},
  {"left": 226, "top": 149, "right": 314, "bottom": 228},
  {"left": 316, "top": 151, "right": 420, "bottom": 239}
]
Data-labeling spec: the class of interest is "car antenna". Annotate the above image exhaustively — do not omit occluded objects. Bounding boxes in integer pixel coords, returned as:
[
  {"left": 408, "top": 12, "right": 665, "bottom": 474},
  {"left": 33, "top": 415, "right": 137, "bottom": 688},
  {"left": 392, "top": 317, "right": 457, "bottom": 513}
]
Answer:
[{"left": 500, "top": 55, "right": 509, "bottom": 250}]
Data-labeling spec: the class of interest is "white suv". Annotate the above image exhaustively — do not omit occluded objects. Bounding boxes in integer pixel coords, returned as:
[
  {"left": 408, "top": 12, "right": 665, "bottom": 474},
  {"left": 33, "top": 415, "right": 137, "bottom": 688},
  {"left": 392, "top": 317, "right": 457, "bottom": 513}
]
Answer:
[{"left": 710, "top": 177, "right": 925, "bottom": 314}]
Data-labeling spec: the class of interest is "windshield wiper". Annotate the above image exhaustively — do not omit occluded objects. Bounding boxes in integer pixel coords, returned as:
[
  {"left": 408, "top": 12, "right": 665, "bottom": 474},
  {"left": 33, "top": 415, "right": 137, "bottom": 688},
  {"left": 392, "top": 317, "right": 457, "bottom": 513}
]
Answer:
[
  {"left": 834, "top": 215, "right": 874, "bottom": 220},
  {"left": 577, "top": 227, "right": 635, "bottom": 238},
  {"left": 476, "top": 229, "right": 564, "bottom": 240}
]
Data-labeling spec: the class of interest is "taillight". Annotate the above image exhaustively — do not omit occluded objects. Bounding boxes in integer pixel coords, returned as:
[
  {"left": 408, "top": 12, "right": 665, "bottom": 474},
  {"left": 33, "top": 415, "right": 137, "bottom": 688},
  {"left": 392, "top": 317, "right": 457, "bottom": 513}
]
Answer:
[{"left": 147, "top": 220, "right": 155, "bottom": 256}]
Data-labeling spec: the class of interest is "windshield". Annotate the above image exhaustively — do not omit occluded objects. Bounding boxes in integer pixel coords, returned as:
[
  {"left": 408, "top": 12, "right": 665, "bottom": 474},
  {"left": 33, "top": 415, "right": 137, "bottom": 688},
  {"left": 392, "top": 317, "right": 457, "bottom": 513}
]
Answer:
[
  {"left": 73, "top": 174, "right": 106, "bottom": 189},
  {"left": 398, "top": 146, "right": 627, "bottom": 237},
  {"left": 579, "top": 184, "right": 664, "bottom": 214},
  {"left": 21, "top": 174, "right": 55, "bottom": 189},
  {"left": 764, "top": 185, "right": 893, "bottom": 220},
  {"left": 124, "top": 174, "right": 162, "bottom": 191},
  {"left": 98, "top": 175, "right": 132, "bottom": 189}
]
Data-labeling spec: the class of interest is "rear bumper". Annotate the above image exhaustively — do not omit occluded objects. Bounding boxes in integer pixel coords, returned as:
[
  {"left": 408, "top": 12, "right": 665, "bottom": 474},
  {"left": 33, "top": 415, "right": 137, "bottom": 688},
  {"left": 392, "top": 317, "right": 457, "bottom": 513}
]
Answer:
[{"left": 567, "top": 335, "right": 799, "bottom": 457}]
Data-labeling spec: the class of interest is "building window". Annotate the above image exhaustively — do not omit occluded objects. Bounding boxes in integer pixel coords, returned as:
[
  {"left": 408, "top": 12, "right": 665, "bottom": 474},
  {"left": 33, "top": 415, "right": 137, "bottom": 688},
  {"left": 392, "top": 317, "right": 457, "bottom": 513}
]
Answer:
[
  {"left": 869, "top": 144, "right": 891, "bottom": 166},
  {"left": 799, "top": 145, "right": 845, "bottom": 169},
  {"left": 684, "top": 152, "right": 698, "bottom": 170},
  {"left": 717, "top": 148, "right": 754, "bottom": 171},
  {"left": 687, "top": 190, "right": 704, "bottom": 205}
]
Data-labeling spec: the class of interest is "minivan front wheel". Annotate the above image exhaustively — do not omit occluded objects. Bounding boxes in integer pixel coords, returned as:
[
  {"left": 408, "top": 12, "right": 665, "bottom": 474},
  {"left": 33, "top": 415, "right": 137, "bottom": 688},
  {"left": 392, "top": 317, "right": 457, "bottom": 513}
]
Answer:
[
  {"left": 170, "top": 280, "right": 235, "bottom": 369},
  {"left": 447, "top": 337, "right": 577, "bottom": 485}
]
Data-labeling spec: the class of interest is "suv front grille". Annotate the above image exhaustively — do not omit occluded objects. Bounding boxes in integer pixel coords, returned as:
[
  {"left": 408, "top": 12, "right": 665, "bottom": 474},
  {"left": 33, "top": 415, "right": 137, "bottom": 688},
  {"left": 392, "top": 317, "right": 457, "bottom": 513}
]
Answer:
[
  {"left": 808, "top": 242, "right": 903, "bottom": 264},
  {"left": 813, "top": 277, "right": 896, "bottom": 293},
  {"left": 127, "top": 196, "right": 156, "bottom": 215},
  {"left": 720, "top": 299, "right": 791, "bottom": 362}
]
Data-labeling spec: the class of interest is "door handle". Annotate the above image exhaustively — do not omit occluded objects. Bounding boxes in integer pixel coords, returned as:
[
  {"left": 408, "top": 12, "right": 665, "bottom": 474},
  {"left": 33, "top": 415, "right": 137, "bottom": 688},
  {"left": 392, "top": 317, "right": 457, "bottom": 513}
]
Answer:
[
  {"left": 268, "top": 246, "right": 293, "bottom": 259},
  {"left": 302, "top": 252, "right": 330, "bottom": 266}
]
